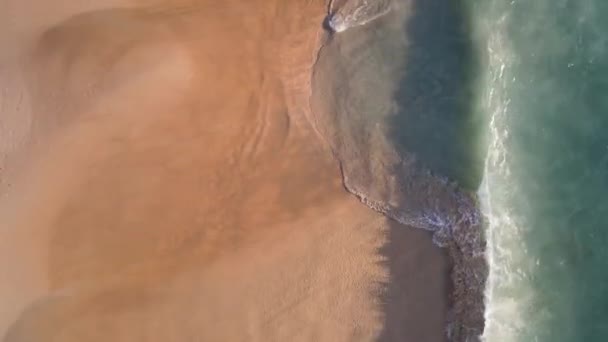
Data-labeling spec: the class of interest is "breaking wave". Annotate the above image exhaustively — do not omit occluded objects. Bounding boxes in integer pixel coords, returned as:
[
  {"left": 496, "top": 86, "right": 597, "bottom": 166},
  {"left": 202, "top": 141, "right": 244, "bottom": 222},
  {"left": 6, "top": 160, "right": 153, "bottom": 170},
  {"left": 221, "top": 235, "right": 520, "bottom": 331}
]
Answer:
[{"left": 327, "top": 0, "right": 392, "bottom": 33}]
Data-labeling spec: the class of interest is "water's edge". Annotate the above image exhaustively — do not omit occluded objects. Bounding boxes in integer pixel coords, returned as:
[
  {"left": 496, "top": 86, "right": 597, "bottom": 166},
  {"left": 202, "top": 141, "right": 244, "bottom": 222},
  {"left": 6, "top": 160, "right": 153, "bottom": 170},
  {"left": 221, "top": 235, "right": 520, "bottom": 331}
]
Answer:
[{"left": 309, "top": 17, "right": 488, "bottom": 342}]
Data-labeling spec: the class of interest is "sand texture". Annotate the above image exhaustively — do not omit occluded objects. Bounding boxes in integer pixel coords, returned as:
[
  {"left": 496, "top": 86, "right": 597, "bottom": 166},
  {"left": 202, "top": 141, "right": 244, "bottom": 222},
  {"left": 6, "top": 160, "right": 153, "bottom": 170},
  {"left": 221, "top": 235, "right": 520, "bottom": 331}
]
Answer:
[{"left": 1, "top": 1, "right": 448, "bottom": 341}]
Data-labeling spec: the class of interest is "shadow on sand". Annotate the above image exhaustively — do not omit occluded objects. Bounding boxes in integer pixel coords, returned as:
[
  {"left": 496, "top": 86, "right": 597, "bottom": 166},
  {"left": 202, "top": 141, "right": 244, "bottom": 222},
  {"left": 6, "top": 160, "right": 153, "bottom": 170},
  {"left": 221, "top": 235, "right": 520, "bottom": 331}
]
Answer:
[{"left": 377, "top": 221, "right": 450, "bottom": 342}]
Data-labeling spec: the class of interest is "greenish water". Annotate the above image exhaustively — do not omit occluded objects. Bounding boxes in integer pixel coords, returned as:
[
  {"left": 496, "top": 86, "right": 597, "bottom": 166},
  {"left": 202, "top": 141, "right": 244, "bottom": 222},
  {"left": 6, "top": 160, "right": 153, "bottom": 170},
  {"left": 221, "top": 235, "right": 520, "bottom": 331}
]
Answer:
[
  {"left": 474, "top": 0, "right": 608, "bottom": 341},
  {"left": 316, "top": 0, "right": 608, "bottom": 340}
]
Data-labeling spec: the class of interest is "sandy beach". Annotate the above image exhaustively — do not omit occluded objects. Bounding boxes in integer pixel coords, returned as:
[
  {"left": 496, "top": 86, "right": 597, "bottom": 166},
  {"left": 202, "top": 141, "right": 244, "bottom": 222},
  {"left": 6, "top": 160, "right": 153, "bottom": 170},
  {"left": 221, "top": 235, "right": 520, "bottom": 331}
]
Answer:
[{"left": 1, "top": 1, "right": 449, "bottom": 341}]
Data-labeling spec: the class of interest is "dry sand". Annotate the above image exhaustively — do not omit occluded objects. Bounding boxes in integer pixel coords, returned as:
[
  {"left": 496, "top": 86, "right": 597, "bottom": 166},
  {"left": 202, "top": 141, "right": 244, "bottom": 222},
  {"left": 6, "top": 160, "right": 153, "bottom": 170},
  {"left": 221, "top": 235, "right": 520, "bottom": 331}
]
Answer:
[{"left": 1, "top": 1, "right": 448, "bottom": 341}]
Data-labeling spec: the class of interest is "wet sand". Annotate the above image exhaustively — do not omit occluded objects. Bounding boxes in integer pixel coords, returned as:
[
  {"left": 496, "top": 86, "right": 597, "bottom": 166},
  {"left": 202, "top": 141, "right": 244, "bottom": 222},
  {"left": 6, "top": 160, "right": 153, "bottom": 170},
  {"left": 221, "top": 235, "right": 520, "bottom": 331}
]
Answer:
[{"left": 1, "top": 1, "right": 448, "bottom": 341}]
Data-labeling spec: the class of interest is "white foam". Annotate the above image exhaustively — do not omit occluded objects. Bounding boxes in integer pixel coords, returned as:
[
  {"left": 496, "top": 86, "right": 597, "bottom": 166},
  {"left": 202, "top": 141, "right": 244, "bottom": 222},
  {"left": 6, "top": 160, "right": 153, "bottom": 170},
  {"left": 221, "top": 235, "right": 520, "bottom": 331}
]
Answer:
[
  {"left": 328, "top": 0, "right": 392, "bottom": 33},
  {"left": 477, "top": 10, "right": 534, "bottom": 342}
]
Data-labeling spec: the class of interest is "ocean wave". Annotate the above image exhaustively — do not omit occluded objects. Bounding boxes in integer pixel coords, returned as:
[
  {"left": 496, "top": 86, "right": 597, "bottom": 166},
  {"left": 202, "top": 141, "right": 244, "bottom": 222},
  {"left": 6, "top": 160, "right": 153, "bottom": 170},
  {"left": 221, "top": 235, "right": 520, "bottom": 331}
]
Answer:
[
  {"left": 327, "top": 0, "right": 392, "bottom": 33},
  {"left": 474, "top": 4, "right": 530, "bottom": 342},
  {"left": 343, "top": 164, "right": 482, "bottom": 248}
]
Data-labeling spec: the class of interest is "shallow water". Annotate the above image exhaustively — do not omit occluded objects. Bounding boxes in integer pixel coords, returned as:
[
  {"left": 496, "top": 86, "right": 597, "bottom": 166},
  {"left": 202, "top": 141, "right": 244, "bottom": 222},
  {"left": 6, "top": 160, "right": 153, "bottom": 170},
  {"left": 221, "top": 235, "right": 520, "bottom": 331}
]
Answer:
[
  {"left": 314, "top": 0, "right": 483, "bottom": 245},
  {"left": 312, "top": 0, "right": 486, "bottom": 339}
]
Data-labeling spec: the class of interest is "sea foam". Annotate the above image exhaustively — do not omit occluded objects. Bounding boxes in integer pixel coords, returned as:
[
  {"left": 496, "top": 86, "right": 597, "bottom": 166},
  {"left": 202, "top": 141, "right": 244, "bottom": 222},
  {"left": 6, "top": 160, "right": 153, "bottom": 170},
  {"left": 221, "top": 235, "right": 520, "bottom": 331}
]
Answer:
[{"left": 327, "top": 0, "right": 392, "bottom": 33}]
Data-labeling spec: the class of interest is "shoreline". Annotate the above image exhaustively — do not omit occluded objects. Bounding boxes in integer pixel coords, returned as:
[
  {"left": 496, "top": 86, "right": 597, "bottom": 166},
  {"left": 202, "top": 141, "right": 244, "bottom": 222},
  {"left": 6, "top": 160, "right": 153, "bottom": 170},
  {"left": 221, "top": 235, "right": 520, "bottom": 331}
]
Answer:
[
  {"left": 309, "top": 2, "right": 487, "bottom": 341},
  {"left": 2, "top": 1, "right": 464, "bottom": 341}
]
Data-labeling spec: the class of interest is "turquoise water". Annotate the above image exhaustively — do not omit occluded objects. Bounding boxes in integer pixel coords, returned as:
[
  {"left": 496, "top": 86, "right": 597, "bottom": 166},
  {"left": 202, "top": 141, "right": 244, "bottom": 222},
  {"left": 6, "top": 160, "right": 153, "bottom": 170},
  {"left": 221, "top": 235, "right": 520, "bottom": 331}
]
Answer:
[{"left": 474, "top": 0, "right": 608, "bottom": 341}]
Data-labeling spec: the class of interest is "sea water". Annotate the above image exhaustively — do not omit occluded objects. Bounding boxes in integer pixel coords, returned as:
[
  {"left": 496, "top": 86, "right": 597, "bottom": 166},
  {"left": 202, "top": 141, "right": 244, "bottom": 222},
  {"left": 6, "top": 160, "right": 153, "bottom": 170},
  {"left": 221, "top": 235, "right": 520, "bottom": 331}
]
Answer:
[
  {"left": 315, "top": 0, "right": 608, "bottom": 340},
  {"left": 473, "top": 0, "right": 608, "bottom": 341}
]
